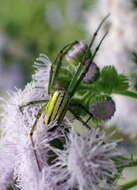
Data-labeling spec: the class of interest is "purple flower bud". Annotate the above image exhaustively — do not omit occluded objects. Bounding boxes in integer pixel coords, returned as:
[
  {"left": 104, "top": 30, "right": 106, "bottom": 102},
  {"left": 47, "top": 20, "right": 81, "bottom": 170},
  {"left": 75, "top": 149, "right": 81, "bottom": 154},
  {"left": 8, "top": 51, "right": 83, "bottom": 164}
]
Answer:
[
  {"left": 73, "top": 40, "right": 87, "bottom": 53},
  {"left": 90, "top": 97, "right": 116, "bottom": 120},
  {"left": 65, "top": 40, "right": 87, "bottom": 64},
  {"left": 83, "top": 60, "right": 100, "bottom": 83}
]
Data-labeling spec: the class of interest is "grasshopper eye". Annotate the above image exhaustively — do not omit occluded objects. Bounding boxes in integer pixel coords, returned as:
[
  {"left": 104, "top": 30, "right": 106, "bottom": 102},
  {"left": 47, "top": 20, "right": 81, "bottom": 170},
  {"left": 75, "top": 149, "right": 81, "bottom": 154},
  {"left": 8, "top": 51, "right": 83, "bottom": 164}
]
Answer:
[
  {"left": 90, "top": 97, "right": 116, "bottom": 121},
  {"left": 83, "top": 60, "right": 100, "bottom": 83},
  {"left": 65, "top": 40, "right": 88, "bottom": 65}
]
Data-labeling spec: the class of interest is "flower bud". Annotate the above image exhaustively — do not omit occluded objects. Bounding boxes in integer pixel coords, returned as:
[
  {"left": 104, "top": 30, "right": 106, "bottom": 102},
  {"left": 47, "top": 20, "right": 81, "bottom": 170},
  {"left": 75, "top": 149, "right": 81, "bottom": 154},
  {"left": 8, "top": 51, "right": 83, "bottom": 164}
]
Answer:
[
  {"left": 83, "top": 60, "right": 100, "bottom": 83},
  {"left": 65, "top": 40, "right": 87, "bottom": 65},
  {"left": 90, "top": 97, "right": 116, "bottom": 120}
]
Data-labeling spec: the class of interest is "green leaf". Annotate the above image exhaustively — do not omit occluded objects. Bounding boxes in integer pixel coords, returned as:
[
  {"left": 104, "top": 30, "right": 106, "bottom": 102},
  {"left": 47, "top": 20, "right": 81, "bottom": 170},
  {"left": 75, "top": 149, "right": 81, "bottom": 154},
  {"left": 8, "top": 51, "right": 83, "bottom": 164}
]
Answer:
[
  {"left": 98, "top": 66, "right": 119, "bottom": 93},
  {"left": 98, "top": 66, "right": 129, "bottom": 93},
  {"left": 116, "top": 74, "right": 129, "bottom": 92}
]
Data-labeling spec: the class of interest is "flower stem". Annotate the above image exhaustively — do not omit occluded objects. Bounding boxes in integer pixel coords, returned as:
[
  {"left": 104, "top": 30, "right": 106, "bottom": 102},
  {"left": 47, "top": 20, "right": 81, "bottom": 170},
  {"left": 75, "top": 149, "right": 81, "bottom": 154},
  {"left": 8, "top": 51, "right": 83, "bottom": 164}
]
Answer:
[
  {"left": 7, "top": 187, "right": 14, "bottom": 190},
  {"left": 121, "top": 179, "right": 137, "bottom": 190},
  {"left": 117, "top": 90, "right": 137, "bottom": 99},
  {"left": 118, "top": 156, "right": 137, "bottom": 169}
]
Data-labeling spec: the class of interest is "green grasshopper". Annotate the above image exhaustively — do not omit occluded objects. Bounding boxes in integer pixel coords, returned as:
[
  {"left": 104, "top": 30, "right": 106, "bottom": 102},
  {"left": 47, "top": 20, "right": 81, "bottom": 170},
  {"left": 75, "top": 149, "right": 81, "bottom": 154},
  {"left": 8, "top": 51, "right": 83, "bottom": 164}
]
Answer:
[{"left": 20, "top": 15, "right": 109, "bottom": 171}]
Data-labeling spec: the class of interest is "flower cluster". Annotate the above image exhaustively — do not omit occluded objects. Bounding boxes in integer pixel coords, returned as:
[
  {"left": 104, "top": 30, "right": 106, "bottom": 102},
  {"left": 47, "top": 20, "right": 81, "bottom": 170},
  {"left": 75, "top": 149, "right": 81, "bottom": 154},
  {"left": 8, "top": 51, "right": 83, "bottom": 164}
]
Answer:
[{"left": 0, "top": 54, "right": 129, "bottom": 190}]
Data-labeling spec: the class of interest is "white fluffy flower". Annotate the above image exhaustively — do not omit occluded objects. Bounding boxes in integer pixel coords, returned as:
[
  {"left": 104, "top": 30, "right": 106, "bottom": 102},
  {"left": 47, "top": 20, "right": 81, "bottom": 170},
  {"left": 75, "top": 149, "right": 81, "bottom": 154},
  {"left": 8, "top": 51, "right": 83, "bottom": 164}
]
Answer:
[
  {"left": 14, "top": 114, "right": 60, "bottom": 190},
  {"left": 51, "top": 128, "right": 123, "bottom": 190},
  {"left": 0, "top": 141, "right": 15, "bottom": 190},
  {"left": 0, "top": 54, "right": 59, "bottom": 190}
]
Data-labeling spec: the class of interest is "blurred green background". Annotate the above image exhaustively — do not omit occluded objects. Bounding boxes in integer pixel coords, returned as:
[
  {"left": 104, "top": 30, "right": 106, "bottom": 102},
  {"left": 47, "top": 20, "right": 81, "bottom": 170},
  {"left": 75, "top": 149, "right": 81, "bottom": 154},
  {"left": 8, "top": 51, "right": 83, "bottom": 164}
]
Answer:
[{"left": 0, "top": 0, "right": 93, "bottom": 91}]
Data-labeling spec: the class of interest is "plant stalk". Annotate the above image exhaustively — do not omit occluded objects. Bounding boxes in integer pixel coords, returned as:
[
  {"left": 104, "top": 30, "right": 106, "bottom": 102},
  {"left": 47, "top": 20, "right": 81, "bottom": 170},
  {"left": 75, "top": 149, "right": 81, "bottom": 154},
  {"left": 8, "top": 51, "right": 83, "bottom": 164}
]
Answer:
[{"left": 121, "top": 179, "right": 137, "bottom": 190}]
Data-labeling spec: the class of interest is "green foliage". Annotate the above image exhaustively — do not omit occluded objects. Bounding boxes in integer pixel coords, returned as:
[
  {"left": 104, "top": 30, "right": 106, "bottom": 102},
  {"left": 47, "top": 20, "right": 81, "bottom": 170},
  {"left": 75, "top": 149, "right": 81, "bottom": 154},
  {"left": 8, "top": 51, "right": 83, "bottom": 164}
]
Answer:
[
  {"left": 98, "top": 66, "right": 129, "bottom": 93},
  {"left": 132, "top": 0, "right": 137, "bottom": 8},
  {"left": 7, "top": 186, "right": 14, "bottom": 190},
  {"left": 98, "top": 66, "right": 118, "bottom": 93},
  {"left": 47, "top": 54, "right": 129, "bottom": 124},
  {"left": 132, "top": 52, "right": 137, "bottom": 65},
  {"left": 60, "top": 65, "right": 129, "bottom": 103}
]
